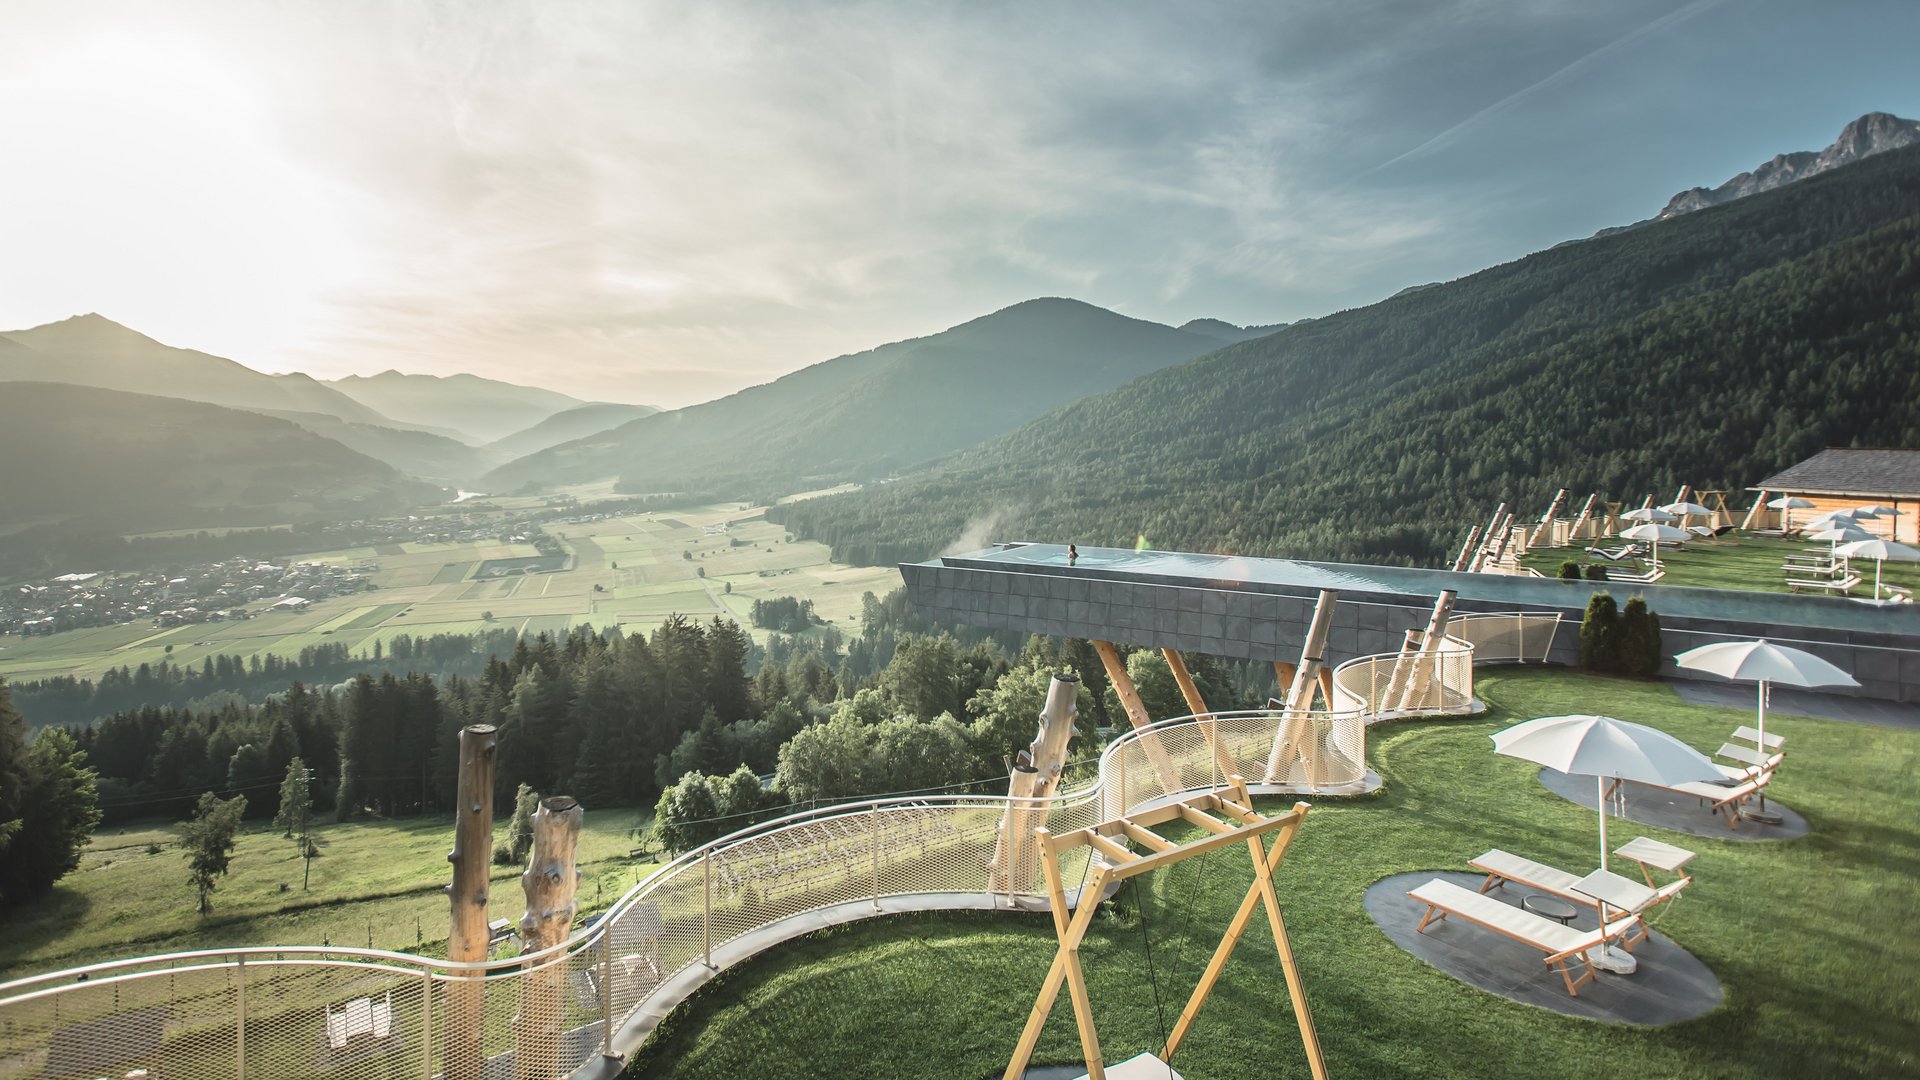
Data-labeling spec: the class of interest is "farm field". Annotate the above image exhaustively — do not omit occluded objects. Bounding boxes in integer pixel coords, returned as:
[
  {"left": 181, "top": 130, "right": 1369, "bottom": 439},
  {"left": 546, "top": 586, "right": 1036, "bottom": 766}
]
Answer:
[
  {"left": 0, "top": 807, "right": 661, "bottom": 978},
  {"left": 0, "top": 502, "right": 897, "bottom": 683}
]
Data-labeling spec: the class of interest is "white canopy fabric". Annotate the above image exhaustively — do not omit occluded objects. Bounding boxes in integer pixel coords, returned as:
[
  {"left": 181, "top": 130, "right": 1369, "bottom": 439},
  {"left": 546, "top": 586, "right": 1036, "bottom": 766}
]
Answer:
[
  {"left": 1492, "top": 715, "right": 1722, "bottom": 872},
  {"left": 1619, "top": 521, "right": 1688, "bottom": 568},
  {"left": 1835, "top": 538, "right": 1920, "bottom": 599},
  {"left": 1805, "top": 524, "right": 1874, "bottom": 544},
  {"left": 1768, "top": 496, "right": 1815, "bottom": 531},
  {"left": 1661, "top": 501, "right": 1714, "bottom": 518},
  {"left": 1673, "top": 639, "right": 1860, "bottom": 750},
  {"left": 1622, "top": 507, "right": 1677, "bottom": 524}
]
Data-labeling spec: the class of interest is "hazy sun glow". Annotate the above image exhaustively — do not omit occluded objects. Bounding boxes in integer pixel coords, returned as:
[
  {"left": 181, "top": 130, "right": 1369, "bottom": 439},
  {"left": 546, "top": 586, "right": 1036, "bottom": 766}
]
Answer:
[
  {"left": 0, "top": 29, "right": 370, "bottom": 365},
  {"left": 0, "top": 1, "right": 1914, "bottom": 407}
]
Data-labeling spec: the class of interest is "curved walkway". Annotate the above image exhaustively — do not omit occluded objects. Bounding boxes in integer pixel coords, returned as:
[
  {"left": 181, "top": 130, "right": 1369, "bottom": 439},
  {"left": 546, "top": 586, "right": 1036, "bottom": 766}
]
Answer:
[
  {"left": 0, "top": 614, "right": 1560, "bottom": 1080},
  {"left": 1365, "top": 871, "right": 1722, "bottom": 1026}
]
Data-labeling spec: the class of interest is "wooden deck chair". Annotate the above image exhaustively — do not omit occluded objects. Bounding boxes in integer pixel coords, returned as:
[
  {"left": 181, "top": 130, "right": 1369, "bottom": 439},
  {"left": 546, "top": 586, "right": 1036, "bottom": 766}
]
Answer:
[
  {"left": 1408, "top": 878, "right": 1641, "bottom": 997},
  {"left": 1469, "top": 850, "right": 1689, "bottom": 948},
  {"left": 1608, "top": 768, "right": 1776, "bottom": 829}
]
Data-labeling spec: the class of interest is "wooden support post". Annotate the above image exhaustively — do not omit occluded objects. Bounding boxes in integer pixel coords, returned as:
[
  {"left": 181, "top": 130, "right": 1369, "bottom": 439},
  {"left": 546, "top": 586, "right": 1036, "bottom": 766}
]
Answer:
[
  {"left": 1093, "top": 641, "right": 1180, "bottom": 797},
  {"left": 1393, "top": 590, "right": 1457, "bottom": 713},
  {"left": 1162, "top": 649, "right": 1240, "bottom": 785},
  {"left": 1569, "top": 493, "right": 1598, "bottom": 540},
  {"left": 1004, "top": 834, "right": 1113, "bottom": 1080},
  {"left": 1742, "top": 490, "right": 1769, "bottom": 531},
  {"left": 1541, "top": 488, "right": 1568, "bottom": 523},
  {"left": 1264, "top": 592, "right": 1336, "bottom": 784},
  {"left": 1450, "top": 525, "right": 1481, "bottom": 572},
  {"left": 991, "top": 674, "right": 1081, "bottom": 894},
  {"left": 517, "top": 796, "right": 583, "bottom": 1080},
  {"left": 445, "top": 724, "right": 497, "bottom": 1080},
  {"left": 1485, "top": 512, "right": 1516, "bottom": 569},
  {"left": 1469, "top": 503, "right": 1507, "bottom": 572}
]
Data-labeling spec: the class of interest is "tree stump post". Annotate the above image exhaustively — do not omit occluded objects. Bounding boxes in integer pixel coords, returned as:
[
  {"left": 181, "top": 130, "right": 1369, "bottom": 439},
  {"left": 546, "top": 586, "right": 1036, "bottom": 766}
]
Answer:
[
  {"left": 991, "top": 674, "right": 1079, "bottom": 896},
  {"left": 517, "top": 796, "right": 583, "bottom": 1080},
  {"left": 445, "top": 724, "right": 496, "bottom": 1080}
]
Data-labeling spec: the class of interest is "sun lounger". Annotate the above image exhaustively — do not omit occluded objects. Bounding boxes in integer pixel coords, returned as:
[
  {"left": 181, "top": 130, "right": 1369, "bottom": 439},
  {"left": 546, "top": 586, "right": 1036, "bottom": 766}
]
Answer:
[
  {"left": 1731, "top": 726, "right": 1784, "bottom": 752},
  {"left": 1408, "top": 878, "right": 1640, "bottom": 996},
  {"left": 1469, "top": 849, "right": 1688, "bottom": 948},
  {"left": 1610, "top": 764, "right": 1777, "bottom": 829},
  {"left": 1786, "top": 574, "right": 1861, "bottom": 594}
]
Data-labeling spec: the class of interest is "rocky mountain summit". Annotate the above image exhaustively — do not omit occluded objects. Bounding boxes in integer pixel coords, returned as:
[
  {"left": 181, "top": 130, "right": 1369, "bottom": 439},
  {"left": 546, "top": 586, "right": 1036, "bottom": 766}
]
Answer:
[{"left": 1654, "top": 112, "right": 1920, "bottom": 221}]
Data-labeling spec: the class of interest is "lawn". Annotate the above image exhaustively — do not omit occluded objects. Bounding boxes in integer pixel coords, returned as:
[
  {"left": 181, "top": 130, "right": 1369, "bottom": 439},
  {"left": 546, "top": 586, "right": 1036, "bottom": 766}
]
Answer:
[
  {"left": 1522, "top": 533, "right": 1920, "bottom": 598},
  {"left": 0, "top": 807, "right": 662, "bottom": 978},
  {"left": 622, "top": 667, "right": 1920, "bottom": 1080}
]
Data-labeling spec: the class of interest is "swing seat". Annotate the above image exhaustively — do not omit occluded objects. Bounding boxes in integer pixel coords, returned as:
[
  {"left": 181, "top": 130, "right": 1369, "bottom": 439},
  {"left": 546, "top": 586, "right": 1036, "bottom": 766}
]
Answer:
[{"left": 1065, "top": 1052, "right": 1185, "bottom": 1080}]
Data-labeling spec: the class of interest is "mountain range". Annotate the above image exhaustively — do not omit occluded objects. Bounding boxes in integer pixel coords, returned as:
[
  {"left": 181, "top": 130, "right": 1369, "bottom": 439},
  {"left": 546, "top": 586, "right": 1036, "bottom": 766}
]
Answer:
[
  {"left": 481, "top": 299, "right": 1257, "bottom": 497},
  {"left": 770, "top": 140, "right": 1920, "bottom": 568},
  {"left": 0, "top": 382, "right": 431, "bottom": 531},
  {"left": 1596, "top": 112, "right": 1920, "bottom": 238},
  {"left": 7, "top": 112, "right": 1915, "bottom": 574}
]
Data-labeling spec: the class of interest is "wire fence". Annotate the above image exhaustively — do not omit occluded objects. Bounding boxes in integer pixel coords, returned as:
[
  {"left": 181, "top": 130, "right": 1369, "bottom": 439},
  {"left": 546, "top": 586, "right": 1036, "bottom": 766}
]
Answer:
[{"left": 0, "top": 614, "right": 1561, "bottom": 1080}]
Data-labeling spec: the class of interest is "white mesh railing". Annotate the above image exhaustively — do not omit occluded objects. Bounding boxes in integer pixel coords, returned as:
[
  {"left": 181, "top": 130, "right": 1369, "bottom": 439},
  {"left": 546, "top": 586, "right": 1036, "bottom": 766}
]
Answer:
[
  {"left": 0, "top": 612, "right": 1561, "bottom": 1079},
  {"left": 1449, "top": 612, "right": 1563, "bottom": 665}
]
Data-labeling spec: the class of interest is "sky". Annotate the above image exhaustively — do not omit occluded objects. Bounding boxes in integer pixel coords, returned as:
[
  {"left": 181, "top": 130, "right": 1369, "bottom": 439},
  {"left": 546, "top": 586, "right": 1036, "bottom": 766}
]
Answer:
[{"left": 0, "top": 0, "right": 1915, "bottom": 409}]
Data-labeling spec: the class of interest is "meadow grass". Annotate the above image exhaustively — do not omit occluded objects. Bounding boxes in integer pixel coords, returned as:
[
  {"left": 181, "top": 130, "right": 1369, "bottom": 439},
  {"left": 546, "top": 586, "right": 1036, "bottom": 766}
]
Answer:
[
  {"left": 623, "top": 667, "right": 1920, "bottom": 1080},
  {"left": 0, "top": 503, "right": 895, "bottom": 684},
  {"left": 0, "top": 807, "right": 661, "bottom": 978}
]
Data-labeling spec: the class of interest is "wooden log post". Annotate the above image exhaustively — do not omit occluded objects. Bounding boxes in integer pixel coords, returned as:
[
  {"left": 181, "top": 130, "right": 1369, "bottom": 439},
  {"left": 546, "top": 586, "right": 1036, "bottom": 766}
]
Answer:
[
  {"left": 1485, "top": 512, "right": 1516, "bottom": 569},
  {"left": 516, "top": 797, "right": 583, "bottom": 1080},
  {"left": 1263, "top": 591, "right": 1336, "bottom": 784},
  {"left": 1092, "top": 641, "right": 1180, "bottom": 797},
  {"left": 1569, "top": 493, "right": 1600, "bottom": 540},
  {"left": 1540, "top": 488, "right": 1568, "bottom": 524},
  {"left": 991, "top": 674, "right": 1081, "bottom": 896},
  {"left": 1392, "top": 591, "right": 1458, "bottom": 713},
  {"left": 1162, "top": 649, "right": 1241, "bottom": 785},
  {"left": 1450, "top": 525, "right": 1482, "bottom": 572},
  {"left": 1468, "top": 503, "right": 1507, "bottom": 572},
  {"left": 445, "top": 724, "right": 497, "bottom": 1080},
  {"left": 1742, "top": 490, "right": 1770, "bottom": 531}
]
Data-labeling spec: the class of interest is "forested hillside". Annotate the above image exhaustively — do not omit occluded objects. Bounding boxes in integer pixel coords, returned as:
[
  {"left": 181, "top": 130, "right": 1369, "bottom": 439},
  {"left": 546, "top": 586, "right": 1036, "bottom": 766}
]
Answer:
[
  {"left": 772, "top": 145, "right": 1920, "bottom": 567},
  {"left": 483, "top": 298, "right": 1233, "bottom": 497}
]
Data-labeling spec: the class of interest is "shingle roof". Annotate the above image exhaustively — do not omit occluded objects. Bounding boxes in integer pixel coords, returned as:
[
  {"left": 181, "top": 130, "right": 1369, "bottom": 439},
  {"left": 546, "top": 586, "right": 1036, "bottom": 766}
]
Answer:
[{"left": 1750, "top": 448, "right": 1920, "bottom": 497}]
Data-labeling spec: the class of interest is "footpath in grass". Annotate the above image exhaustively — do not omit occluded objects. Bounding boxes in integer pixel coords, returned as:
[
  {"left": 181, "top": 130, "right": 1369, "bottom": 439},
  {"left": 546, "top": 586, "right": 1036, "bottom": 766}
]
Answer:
[
  {"left": 1522, "top": 533, "right": 1920, "bottom": 597},
  {"left": 623, "top": 667, "right": 1920, "bottom": 1080},
  {"left": 0, "top": 807, "right": 661, "bottom": 978}
]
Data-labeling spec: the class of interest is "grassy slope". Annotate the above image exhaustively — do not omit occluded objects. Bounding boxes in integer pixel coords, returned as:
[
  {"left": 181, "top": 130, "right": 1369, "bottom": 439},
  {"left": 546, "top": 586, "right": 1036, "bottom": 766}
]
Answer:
[
  {"left": 0, "top": 808, "right": 660, "bottom": 977},
  {"left": 1522, "top": 533, "right": 1920, "bottom": 597},
  {"left": 624, "top": 667, "right": 1920, "bottom": 1079}
]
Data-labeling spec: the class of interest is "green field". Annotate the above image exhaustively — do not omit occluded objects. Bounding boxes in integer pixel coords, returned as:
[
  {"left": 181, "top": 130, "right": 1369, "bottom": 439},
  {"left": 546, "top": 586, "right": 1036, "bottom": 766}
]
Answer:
[
  {"left": 1521, "top": 532, "right": 1920, "bottom": 597},
  {"left": 624, "top": 667, "right": 1920, "bottom": 1080},
  {"left": 0, "top": 502, "right": 897, "bottom": 682},
  {"left": 0, "top": 807, "right": 661, "bottom": 977}
]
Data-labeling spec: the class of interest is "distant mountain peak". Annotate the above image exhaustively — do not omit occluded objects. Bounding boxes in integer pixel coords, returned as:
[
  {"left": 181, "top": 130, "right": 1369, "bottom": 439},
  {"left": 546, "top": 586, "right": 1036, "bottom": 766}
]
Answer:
[
  {"left": 1178, "top": 317, "right": 1289, "bottom": 344},
  {"left": 1654, "top": 111, "right": 1920, "bottom": 223}
]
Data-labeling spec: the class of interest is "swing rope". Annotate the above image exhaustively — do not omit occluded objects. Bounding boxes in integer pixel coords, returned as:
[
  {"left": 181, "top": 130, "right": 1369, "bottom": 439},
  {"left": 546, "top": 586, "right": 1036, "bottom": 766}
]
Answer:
[{"left": 1133, "top": 838, "right": 1219, "bottom": 1077}]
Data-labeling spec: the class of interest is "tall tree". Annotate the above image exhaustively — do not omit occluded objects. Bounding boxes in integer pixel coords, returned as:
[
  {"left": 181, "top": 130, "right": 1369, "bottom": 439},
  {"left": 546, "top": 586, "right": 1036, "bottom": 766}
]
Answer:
[
  {"left": 182, "top": 791, "right": 247, "bottom": 913},
  {"left": 274, "top": 756, "right": 312, "bottom": 840}
]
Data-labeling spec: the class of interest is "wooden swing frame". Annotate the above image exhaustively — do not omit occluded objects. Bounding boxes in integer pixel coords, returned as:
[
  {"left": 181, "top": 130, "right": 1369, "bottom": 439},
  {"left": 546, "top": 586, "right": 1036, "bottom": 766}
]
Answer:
[{"left": 1003, "top": 777, "right": 1330, "bottom": 1080}]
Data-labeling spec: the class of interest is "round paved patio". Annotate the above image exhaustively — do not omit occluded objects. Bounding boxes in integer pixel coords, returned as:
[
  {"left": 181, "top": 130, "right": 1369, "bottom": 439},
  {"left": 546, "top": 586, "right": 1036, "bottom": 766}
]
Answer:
[
  {"left": 1537, "top": 767, "right": 1809, "bottom": 842},
  {"left": 1365, "top": 871, "right": 1722, "bottom": 1026}
]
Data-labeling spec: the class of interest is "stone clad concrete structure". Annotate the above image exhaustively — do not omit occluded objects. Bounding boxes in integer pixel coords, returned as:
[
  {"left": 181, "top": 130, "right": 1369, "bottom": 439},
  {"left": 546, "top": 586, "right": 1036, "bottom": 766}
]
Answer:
[{"left": 902, "top": 543, "right": 1920, "bottom": 702}]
